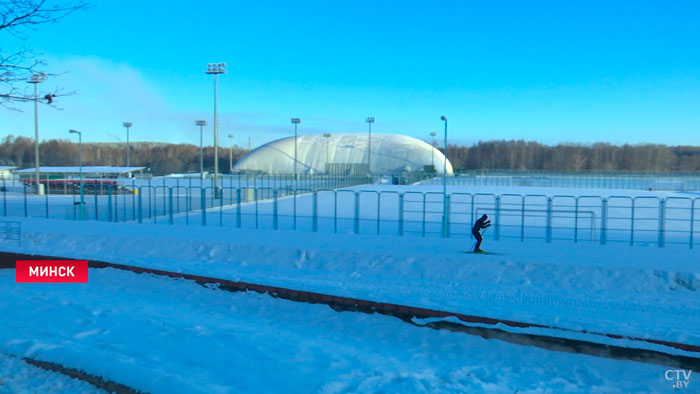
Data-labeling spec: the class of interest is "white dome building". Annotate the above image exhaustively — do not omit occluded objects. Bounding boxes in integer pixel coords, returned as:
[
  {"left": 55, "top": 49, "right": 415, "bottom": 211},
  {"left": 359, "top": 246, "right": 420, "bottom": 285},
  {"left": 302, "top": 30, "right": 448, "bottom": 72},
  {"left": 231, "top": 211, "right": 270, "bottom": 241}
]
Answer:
[{"left": 233, "top": 133, "right": 453, "bottom": 175}]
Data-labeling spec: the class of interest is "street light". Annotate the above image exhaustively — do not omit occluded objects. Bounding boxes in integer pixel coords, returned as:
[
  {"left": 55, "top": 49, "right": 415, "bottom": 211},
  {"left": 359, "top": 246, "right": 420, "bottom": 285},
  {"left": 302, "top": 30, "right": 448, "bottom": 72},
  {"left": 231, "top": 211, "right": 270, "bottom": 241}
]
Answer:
[
  {"left": 69, "top": 129, "right": 84, "bottom": 219},
  {"left": 430, "top": 131, "right": 437, "bottom": 168},
  {"left": 195, "top": 120, "right": 206, "bottom": 180},
  {"left": 323, "top": 133, "right": 331, "bottom": 174},
  {"left": 206, "top": 62, "right": 226, "bottom": 196},
  {"left": 440, "top": 116, "right": 448, "bottom": 238},
  {"left": 122, "top": 122, "right": 133, "bottom": 167},
  {"left": 291, "top": 118, "right": 301, "bottom": 180},
  {"left": 228, "top": 134, "right": 235, "bottom": 173},
  {"left": 365, "top": 117, "right": 375, "bottom": 175},
  {"left": 28, "top": 73, "right": 46, "bottom": 195}
]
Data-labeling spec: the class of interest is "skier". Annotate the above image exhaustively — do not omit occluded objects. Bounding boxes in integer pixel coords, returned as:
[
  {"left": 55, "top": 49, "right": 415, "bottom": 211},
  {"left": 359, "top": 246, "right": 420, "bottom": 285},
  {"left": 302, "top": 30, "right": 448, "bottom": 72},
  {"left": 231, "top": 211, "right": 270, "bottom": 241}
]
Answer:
[{"left": 471, "top": 214, "right": 491, "bottom": 253}]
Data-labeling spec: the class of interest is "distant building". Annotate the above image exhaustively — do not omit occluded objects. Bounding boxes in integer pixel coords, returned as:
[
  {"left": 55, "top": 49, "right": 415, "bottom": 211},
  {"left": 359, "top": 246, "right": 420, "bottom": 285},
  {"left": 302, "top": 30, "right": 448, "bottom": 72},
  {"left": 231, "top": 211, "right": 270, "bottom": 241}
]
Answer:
[
  {"left": 233, "top": 133, "right": 453, "bottom": 175},
  {"left": 0, "top": 166, "right": 16, "bottom": 180}
]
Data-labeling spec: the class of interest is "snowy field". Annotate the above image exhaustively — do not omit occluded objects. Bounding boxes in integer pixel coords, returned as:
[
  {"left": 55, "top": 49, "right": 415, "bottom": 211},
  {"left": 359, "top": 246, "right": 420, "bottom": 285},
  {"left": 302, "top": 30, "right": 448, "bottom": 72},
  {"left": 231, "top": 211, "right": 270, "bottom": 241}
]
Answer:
[
  {"left": 1, "top": 180, "right": 699, "bottom": 392},
  {"left": 0, "top": 268, "right": 678, "bottom": 393}
]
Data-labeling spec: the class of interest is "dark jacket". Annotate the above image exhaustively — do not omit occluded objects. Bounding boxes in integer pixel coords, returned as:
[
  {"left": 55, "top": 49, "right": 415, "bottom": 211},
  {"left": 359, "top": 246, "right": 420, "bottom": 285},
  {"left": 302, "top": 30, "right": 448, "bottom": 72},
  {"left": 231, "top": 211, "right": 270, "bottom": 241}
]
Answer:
[{"left": 472, "top": 216, "right": 491, "bottom": 233}]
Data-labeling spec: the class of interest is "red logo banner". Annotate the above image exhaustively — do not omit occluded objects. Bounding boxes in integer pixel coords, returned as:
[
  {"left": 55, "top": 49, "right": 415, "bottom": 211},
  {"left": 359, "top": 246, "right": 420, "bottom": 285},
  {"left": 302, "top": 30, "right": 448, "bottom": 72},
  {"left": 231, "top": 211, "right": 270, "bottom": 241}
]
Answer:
[{"left": 16, "top": 260, "right": 89, "bottom": 283}]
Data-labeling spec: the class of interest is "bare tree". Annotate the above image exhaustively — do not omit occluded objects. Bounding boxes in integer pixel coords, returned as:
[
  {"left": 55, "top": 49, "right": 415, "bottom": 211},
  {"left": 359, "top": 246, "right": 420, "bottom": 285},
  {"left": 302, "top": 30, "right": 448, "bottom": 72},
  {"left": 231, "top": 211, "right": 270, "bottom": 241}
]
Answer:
[{"left": 1, "top": 0, "right": 87, "bottom": 107}]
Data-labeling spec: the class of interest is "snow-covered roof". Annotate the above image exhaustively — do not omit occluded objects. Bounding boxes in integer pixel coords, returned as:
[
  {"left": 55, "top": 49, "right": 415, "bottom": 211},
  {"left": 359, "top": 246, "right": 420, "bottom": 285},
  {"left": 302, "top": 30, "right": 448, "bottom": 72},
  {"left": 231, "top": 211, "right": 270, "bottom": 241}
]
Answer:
[
  {"left": 0, "top": 166, "right": 16, "bottom": 171},
  {"left": 13, "top": 166, "right": 146, "bottom": 174},
  {"left": 234, "top": 133, "right": 453, "bottom": 175}
]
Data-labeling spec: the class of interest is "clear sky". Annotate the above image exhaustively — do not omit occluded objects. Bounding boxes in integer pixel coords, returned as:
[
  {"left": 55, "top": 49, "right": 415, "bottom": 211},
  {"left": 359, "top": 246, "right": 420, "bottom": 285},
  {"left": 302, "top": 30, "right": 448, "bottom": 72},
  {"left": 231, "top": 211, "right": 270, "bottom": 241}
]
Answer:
[{"left": 2, "top": 0, "right": 699, "bottom": 148}]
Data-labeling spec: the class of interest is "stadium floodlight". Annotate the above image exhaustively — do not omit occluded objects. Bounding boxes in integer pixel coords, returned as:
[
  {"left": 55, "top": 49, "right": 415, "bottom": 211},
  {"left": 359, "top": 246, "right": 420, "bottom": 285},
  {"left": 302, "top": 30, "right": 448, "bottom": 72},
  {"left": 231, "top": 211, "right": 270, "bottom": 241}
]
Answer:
[
  {"left": 195, "top": 120, "right": 207, "bottom": 180},
  {"left": 291, "top": 118, "right": 301, "bottom": 180},
  {"left": 122, "top": 122, "right": 133, "bottom": 167},
  {"left": 228, "top": 134, "right": 235, "bottom": 173},
  {"left": 430, "top": 132, "right": 437, "bottom": 167},
  {"left": 28, "top": 73, "right": 46, "bottom": 195},
  {"left": 440, "top": 116, "right": 448, "bottom": 238},
  {"left": 69, "top": 129, "right": 84, "bottom": 217},
  {"left": 323, "top": 133, "right": 331, "bottom": 173},
  {"left": 206, "top": 62, "right": 227, "bottom": 197},
  {"left": 365, "top": 117, "right": 375, "bottom": 175}
]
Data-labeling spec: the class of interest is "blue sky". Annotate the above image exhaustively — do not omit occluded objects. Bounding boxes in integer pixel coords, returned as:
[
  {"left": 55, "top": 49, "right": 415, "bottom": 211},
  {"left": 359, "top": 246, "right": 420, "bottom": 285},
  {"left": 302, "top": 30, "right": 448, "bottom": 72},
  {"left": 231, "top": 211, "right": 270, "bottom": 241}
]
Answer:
[{"left": 2, "top": 0, "right": 699, "bottom": 147}]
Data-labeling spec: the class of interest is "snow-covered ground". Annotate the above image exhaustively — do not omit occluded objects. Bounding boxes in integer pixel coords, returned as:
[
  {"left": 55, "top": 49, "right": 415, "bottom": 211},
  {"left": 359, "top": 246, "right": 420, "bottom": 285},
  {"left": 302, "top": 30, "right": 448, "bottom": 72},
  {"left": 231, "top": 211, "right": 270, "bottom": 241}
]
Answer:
[
  {"left": 0, "top": 353, "right": 104, "bottom": 394},
  {"left": 2, "top": 216, "right": 699, "bottom": 347},
  {"left": 1, "top": 181, "right": 698, "bottom": 392},
  {"left": 0, "top": 268, "right": 677, "bottom": 393}
]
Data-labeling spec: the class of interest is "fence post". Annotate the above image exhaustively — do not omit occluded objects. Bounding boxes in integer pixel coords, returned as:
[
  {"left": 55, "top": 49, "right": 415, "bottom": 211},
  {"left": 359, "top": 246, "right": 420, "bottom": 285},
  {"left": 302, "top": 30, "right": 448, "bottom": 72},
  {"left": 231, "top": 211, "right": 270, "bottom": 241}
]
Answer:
[
  {"left": 236, "top": 188, "right": 241, "bottom": 228},
  {"left": 545, "top": 197, "right": 552, "bottom": 243},
  {"left": 630, "top": 200, "right": 635, "bottom": 246},
  {"left": 521, "top": 197, "right": 526, "bottom": 242},
  {"left": 293, "top": 188, "right": 297, "bottom": 231},
  {"left": 376, "top": 193, "right": 380, "bottom": 235},
  {"left": 422, "top": 194, "right": 426, "bottom": 237},
  {"left": 255, "top": 188, "right": 259, "bottom": 229},
  {"left": 94, "top": 189, "right": 98, "bottom": 220},
  {"left": 2, "top": 179, "right": 6, "bottom": 216},
  {"left": 45, "top": 184, "right": 49, "bottom": 219},
  {"left": 495, "top": 195, "right": 501, "bottom": 241},
  {"left": 23, "top": 183, "right": 27, "bottom": 217},
  {"left": 658, "top": 199, "right": 665, "bottom": 248},
  {"left": 600, "top": 198, "right": 607, "bottom": 245},
  {"left": 312, "top": 191, "right": 318, "bottom": 232},
  {"left": 201, "top": 188, "right": 206, "bottom": 226},
  {"left": 354, "top": 191, "right": 359, "bottom": 235},
  {"left": 446, "top": 194, "right": 451, "bottom": 238},
  {"left": 168, "top": 188, "right": 174, "bottom": 225},
  {"left": 106, "top": 185, "right": 113, "bottom": 222},
  {"left": 219, "top": 188, "right": 224, "bottom": 227},
  {"left": 273, "top": 189, "right": 278, "bottom": 230},
  {"left": 138, "top": 188, "right": 143, "bottom": 224},
  {"left": 334, "top": 191, "right": 338, "bottom": 234},
  {"left": 690, "top": 199, "right": 695, "bottom": 249},
  {"left": 399, "top": 193, "right": 404, "bottom": 236}
]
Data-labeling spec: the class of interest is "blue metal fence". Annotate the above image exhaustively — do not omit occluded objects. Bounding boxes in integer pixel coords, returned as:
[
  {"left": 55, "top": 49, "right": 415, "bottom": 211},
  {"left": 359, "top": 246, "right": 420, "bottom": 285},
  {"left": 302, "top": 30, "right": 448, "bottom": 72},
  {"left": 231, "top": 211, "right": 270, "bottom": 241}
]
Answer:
[{"left": 2, "top": 180, "right": 699, "bottom": 249}]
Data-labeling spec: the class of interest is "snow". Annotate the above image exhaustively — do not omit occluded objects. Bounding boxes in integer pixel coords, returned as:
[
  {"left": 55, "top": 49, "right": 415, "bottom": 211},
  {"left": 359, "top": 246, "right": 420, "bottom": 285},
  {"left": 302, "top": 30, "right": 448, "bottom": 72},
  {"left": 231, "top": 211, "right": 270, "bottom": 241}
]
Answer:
[
  {"left": 2, "top": 216, "right": 699, "bottom": 348},
  {"left": 0, "top": 269, "right": 675, "bottom": 393},
  {"left": 0, "top": 353, "right": 104, "bottom": 393},
  {"left": 1, "top": 181, "right": 698, "bottom": 391}
]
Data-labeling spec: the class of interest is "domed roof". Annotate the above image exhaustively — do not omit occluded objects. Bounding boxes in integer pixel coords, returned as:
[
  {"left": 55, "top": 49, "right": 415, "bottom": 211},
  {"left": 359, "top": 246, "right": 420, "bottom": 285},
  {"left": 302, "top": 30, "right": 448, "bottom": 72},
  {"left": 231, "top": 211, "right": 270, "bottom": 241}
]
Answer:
[{"left": 233, "top": 133, "right": 453, "bottom": 175}]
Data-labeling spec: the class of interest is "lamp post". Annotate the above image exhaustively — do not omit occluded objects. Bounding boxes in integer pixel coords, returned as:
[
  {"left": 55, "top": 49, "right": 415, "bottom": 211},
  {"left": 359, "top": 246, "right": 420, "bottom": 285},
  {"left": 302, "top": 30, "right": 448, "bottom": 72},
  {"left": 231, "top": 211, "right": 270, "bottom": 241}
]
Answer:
[
  {"left": 69, "top": 129, "right": 84, "bottom": 218},
  {"left": 206, "top": 62, "right": 226, "bottom": 196},
  {"left": 228, "top": 134, "right": 235, "bottom": 173},
  {"left": 440, "top": 116, "right": 448, "bottom": 238},
  {"left": 323, "top": 133, "right": 331, "bottom": 174},
  {"left": 365, "top": 117, "right": 374, "bottom": 175},
  {"left": 430, "top": 131, "right": 437, "bottom": 168},
  {"left": 291, "top": 118, "right": 301, "bottom": 180},
  {"left": 122, "top": 122, "right": 133, "bottom": 167},
  {"left": 28, "top": 73, "right": 45, "bottom": 195},
  {"left": 195, "top": 120, "right": 206, "bottom": 180}
]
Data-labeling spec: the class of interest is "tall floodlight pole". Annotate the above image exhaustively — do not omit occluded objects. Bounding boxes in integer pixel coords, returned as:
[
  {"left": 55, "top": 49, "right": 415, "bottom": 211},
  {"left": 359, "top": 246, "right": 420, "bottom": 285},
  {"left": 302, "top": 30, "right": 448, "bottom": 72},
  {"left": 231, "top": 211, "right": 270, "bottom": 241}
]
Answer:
[
  {"left": 430, "top": 131, "right": 437, "bottom": 168},
  {"left": 195, "top": 120, "right": 207, "bottom": 180},
  {"left": 228, "top": 134, "right": 235, "bottom": 172},
  {"left": 122, "top": 122, "right": 133, "bottom": 167},
  {"left": 291, "top": 118, "right": 301, "bottom": 180},
  {"left": 323, "top": 133, "right": 331, "bottom": 174},
  {"left": 440, "top": 116, "right": 448, "bottom": 238},
  {"left": 69, "top": 129, "right": 84, "bottom": 218},
  {"left": 206, "top": 62, "right": 226, "bottom": 195},
  {"left": 365, "top": 117, "right": 375, "bottom": 175},
  {"left": 28, "top": 73, "right": 45, "bottom": 195}
]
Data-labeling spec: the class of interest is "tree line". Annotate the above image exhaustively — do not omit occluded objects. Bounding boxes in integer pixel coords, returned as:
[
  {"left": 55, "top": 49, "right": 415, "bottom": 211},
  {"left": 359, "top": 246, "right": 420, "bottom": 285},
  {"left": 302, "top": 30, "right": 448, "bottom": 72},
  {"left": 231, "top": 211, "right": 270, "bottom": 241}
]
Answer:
[
  {"left": 0, "top": 135, "right": 249, "bottom": 175},
  {"left": 446, "top": 140, "right": 700, "bottom": 172},
  {"left": 0, "top": 135, "right": 698, "bottom": 175}
]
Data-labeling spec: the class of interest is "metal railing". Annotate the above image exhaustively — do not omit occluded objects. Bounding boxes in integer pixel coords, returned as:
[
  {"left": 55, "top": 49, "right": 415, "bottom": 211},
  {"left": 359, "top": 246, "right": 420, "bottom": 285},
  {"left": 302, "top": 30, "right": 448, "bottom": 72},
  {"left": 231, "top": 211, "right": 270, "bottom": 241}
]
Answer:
[
  {"left": 2, "top": 179, "right": 699, "bottom": 249},
  {"left": 423, "top": 170, "right": 700, "bottom": 191}
]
